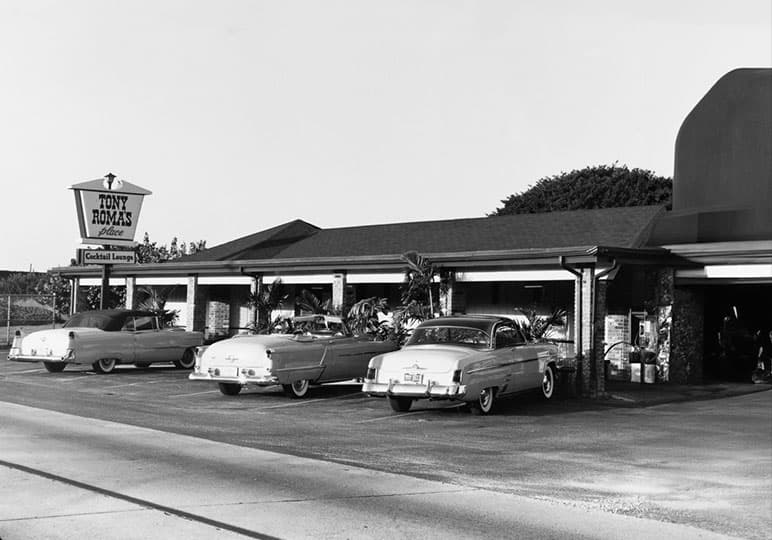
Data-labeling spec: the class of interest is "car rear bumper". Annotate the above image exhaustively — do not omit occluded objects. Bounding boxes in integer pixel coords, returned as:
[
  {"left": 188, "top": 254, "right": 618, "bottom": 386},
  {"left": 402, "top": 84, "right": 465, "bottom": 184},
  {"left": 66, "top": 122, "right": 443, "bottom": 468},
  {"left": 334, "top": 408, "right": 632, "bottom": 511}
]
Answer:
[
  {"left": 8, "top": 355, "right": 68, "bottom": 364},
  {"left": 363, "top": 381, "right": 467, "bottom": 400},
  {"left": 189, "top": 371, "right": 279, "bottom": 386}
]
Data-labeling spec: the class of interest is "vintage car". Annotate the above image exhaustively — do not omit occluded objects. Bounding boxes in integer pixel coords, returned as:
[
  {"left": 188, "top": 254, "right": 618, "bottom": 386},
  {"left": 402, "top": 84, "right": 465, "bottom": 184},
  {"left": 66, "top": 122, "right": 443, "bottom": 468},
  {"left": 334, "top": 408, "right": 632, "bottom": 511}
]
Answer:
[
  {"left": 189, "top": 314, "right": 399, "bottom": 397},
  {"left": 8, "top": 309, "right": 203, "bottom": 374},
  {"left": 362, "top": 315, "right": 560, "bottom": 414}
]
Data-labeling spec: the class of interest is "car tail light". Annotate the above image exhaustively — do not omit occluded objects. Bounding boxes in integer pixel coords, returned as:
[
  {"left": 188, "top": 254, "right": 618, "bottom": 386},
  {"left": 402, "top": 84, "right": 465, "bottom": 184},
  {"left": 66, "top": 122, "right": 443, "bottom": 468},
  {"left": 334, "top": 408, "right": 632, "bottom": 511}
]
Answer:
[
  {"left": 366, "top": 367, "right": 376, "bottom": 380},
  {"left": 452, "top": 369, "right": 462, "bottom": 383},
  {"left": 9, "top": 331, "right": 22, "bottom": 357}
]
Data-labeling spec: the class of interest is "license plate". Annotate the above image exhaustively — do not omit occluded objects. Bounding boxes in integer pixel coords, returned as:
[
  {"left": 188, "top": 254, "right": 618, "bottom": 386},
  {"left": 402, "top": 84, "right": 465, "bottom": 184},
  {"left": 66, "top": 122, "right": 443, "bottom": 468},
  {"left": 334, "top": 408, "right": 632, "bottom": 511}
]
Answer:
[
  {"left": 215, "top": 367, "right": 238, "bottom": 378},
  {"left": 404, "top": 372, "right": 423, "bottom": 384}
]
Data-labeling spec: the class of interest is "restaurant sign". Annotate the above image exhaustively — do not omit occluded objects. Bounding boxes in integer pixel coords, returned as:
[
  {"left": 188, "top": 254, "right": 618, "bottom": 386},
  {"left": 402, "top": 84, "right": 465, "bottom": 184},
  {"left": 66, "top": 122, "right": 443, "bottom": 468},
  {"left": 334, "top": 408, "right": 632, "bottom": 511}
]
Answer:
[
  {"left": 70, "top": 174, "right": 152, "bottom": 246},
  {"left": 81, "top": 249, "right": 136, "bottom": 265}
]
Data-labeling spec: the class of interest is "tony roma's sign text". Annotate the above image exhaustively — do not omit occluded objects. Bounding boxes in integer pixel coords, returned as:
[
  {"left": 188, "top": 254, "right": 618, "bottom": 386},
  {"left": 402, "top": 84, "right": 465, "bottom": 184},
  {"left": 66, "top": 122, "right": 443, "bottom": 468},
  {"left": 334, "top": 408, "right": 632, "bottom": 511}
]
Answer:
[
  {"left": 81, "top": 249, "right": 137, "bottom": 265},
  {"left": 70, "top": 174, "right": 152, "bottom": 247}
]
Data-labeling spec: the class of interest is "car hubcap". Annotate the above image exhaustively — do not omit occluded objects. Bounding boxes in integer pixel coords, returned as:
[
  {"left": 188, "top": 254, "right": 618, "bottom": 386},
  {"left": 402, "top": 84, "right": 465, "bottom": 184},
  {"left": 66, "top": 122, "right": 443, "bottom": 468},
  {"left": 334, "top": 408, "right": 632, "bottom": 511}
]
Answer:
[
  {"left": 480, "top": 388, "right": 492, "bottom": 410},
  {"left": 293, "top": 380, "right": 308, "bottom": 395},
  {"left": 543, "top": 371, "right": 552, "bottom": 395}
]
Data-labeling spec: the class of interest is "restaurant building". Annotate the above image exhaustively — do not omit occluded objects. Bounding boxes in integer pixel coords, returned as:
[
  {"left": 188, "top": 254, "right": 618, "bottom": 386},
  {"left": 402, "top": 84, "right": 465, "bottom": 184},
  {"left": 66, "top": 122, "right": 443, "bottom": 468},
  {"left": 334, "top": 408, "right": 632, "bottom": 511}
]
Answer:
[{"left": 52, "top": 68, "right": 772, "bottom": 395}]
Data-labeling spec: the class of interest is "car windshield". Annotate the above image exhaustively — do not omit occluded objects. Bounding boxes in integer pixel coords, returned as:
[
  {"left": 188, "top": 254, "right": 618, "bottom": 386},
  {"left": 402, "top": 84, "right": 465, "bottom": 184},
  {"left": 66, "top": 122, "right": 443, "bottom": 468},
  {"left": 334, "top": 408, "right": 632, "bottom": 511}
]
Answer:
[
  {"left": 406, "top": 326, "right": 490, "bottom": 349},
  {"left": 63, "top": 312, "right": 123, "bottom": 331}
]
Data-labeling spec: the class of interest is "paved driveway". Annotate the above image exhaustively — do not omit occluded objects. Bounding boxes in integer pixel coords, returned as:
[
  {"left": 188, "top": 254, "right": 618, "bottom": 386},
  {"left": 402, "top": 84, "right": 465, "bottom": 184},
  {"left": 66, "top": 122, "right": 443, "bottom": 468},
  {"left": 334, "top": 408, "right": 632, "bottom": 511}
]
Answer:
[{"left": 1, "top": 355, "right": 770, "bottom": 539}]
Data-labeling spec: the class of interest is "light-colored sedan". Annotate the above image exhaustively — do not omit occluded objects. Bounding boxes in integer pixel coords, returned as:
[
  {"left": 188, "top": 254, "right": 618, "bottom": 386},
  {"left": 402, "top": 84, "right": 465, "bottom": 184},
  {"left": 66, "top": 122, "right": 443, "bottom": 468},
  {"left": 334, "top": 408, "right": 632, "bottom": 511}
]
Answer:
[
  {"left": 8, "top": 309, "right": 203, "bottom": 374},
  {"left": 189, "top": 315, "right": 399, "bottom": 397},
  {"left": 362, "top": 315, "right": 560, "bottom": 414}
]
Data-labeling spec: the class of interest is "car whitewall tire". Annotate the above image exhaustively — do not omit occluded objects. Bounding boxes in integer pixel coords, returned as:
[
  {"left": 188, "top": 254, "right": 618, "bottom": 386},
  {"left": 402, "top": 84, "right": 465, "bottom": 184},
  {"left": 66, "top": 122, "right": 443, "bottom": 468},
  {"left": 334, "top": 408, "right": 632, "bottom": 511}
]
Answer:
[
  {"left": 93, "top": 358, "right": 116, "bottom": 374},
  {"left": 470, "top": 387, "right": 495, "bottom": 415},
  {"left": 284, "top": 379, "right": 310, "bottom": 398},
  {"left": 174, "top": 348, "right": 196, "bottom": 369},
  {"left": 542, "top": 364, "right": 555, "bottom": 400}
]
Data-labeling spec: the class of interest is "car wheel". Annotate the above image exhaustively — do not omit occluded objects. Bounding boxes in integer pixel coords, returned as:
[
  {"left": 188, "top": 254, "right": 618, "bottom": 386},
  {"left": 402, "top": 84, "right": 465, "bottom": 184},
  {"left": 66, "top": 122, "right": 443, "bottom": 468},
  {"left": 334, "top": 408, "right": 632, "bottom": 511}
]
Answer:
[
  {"left": 174, "top": 348, "right": 196, "bottom": 369},
  {"left": 470, "top": 387, "right": 495, "bottom": 415},
  {"left": 218, "top": 383, "right": 242, "bottom": 396},
  {"left": 283, "top": 379, "right": 310, "bottom": 398},
  {"left": 542, "top": 364, "right": 556, "bottom": 400},
  {"left": 43, "top": 362, "right": 65, "bottom": 373},
  {"left": 388, "top": 396, "right": 413, "bottom": 412},
  {"left": 92, "top": 358, "right": 116, "bottom": 374}
]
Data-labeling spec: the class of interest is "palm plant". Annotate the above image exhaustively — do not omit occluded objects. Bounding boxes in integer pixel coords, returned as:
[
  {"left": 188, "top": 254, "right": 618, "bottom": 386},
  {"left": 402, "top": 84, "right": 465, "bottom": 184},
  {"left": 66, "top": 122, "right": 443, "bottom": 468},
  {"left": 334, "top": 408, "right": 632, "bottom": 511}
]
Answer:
[
  {"left": 246, "top": 278, "right": 288, "bottom": 334},
  {"left": 515, "top": 306, "right": 567, "bottom": 340},
  {"left": 295, "top": 288, "right": 333, "bottom": 315},
  {"left": 346, "top": 297, "right": 389, "bottom": 337},
  {"left": 400, "top": 251, "right": 437, "bottom": 318},
  {"left": 136, "top": 286, "right": 178, "bottom": 326}
]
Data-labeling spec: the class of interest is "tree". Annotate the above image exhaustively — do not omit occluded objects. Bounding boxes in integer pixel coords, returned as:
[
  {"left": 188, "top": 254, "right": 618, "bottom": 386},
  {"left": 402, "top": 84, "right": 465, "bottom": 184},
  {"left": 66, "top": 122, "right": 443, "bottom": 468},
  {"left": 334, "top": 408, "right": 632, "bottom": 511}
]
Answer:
[
  {"left": 490, "top": 164, "right": 672, "bottom": 216},
  {"left": 134, "top": 233, "right": 206, "bottom": 263}
]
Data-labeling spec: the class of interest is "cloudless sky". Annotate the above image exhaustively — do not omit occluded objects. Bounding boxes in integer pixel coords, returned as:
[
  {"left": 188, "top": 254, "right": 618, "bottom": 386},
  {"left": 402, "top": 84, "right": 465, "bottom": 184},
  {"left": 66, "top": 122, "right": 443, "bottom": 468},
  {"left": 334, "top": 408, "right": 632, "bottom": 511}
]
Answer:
[{"left": 1, "top": 0, "right": 770, "bottom": 271}]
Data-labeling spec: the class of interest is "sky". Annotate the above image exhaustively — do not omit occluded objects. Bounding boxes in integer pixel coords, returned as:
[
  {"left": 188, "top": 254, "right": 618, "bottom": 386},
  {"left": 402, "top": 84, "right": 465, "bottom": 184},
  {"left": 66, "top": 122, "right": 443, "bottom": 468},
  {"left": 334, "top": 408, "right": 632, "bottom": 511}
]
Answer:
[{"left": 1, "top": 0, "right": 770, "bottom": 272}]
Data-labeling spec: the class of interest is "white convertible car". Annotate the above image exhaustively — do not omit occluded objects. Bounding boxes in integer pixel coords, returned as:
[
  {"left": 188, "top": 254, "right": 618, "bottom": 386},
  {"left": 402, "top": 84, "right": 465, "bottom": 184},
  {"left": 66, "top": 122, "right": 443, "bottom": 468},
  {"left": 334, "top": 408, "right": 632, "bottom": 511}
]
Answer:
[
  {"left": 8, "top": 309, "right": 203, "bottom": 373},
  {"left": 362, "top": 315, "right": 561, "bottom": 414},
  {"left": 189, "top": 315, "right": 399, "bottom": 397}
]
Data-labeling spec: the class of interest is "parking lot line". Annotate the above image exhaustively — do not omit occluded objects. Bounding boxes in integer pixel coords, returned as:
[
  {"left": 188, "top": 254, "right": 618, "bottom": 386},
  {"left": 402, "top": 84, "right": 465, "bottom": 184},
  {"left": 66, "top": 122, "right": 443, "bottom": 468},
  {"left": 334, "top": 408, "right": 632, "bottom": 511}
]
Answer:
[
  {"left": 7, "top": 368, "right": 45, "bottom": 374},
  {"left": 59, "top": 375, "right": 96, "bottom": 382},
  {"left": 258, "top": 394, "right": 367, "bottom": 409},
  {"left": 167, "top": 389, "right": 222, "bottom": 398}
]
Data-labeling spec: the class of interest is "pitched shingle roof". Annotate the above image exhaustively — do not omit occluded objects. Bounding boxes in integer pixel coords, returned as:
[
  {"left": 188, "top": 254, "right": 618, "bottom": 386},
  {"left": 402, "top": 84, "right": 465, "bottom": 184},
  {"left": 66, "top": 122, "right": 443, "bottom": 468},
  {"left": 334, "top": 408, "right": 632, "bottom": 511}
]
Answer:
[
  {"left": 182, "top": 206, "right": 664, "bottom": 263},
  {"left": 178, "top": 219, "right": 320, "bottom": 262},
  {"left": 271, "top": 206, "right": 665, "bottom": 259}
]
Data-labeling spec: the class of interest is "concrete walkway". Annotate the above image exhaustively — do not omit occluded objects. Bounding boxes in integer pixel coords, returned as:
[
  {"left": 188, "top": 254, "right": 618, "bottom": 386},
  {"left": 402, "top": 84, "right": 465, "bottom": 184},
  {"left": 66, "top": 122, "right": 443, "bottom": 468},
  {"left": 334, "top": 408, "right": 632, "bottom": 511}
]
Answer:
[{"left": 599, "top": 380, "right": 772, "bottom": 407}]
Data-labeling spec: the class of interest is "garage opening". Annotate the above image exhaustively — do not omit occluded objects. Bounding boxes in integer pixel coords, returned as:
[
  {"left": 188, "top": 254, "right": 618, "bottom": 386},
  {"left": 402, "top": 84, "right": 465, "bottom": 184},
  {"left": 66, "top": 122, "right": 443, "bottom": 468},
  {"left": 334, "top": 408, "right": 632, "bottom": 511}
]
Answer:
[{"left": 702, "top": 284, "right": 772, "bottom": 381}]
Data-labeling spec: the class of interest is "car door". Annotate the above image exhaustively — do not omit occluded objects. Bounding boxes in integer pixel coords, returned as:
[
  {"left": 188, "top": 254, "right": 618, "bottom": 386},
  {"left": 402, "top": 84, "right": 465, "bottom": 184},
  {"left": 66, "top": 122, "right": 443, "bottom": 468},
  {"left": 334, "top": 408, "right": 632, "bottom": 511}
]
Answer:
[
  {"left": 322, "top": 335, "right": 375, "bottom": 382},
  {"left": 132, "top": 315, "right": 168, "bottom": 363},
  {"left": 492, "top": 324, "right": 536, "bottom": 394}
]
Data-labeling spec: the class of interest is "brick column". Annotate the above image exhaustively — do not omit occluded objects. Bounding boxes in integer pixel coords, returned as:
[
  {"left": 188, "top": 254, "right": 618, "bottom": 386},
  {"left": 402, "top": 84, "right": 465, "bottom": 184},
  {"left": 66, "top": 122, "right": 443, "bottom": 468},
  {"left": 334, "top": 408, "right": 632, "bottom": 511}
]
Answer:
[
  {"left": 592, "top": 279, "right": 608, "bottom": 396},
  {"left": 672, "top": 287, "right": 704, "bottom": 383},
  {"left": 575, "top": 267, "right": 595, "bottom": 396},
  {"left": 332, "top": 273, "right": 346, "bottom": 314},
  {"left": 125, "top": 277, "right": 136, "bottom": 309}
]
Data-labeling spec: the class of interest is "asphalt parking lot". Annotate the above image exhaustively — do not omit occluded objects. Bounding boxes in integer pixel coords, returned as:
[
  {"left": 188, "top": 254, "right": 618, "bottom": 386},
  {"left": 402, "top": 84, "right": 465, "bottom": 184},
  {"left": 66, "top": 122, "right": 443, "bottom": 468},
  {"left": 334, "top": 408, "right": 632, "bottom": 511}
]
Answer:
[{"left": 2, "top": 353, "right": 771, "bottom": 539}]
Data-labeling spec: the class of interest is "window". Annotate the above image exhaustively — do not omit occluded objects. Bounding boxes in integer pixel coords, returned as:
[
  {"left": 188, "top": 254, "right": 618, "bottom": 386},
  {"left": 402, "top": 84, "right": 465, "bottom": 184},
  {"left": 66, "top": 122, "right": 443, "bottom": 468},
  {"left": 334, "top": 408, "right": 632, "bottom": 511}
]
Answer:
[
  {"left": 495, "top": 326, "right": 524, "bottom": 348},
  {"left": 406, "top": 326, "right": 490, "bottom": 350},
  {"left": 133, "top": 316, "right": 157, "bottom": 331},
  {"left": 121, "top": 317, "right": 135, "bottom": 332}
]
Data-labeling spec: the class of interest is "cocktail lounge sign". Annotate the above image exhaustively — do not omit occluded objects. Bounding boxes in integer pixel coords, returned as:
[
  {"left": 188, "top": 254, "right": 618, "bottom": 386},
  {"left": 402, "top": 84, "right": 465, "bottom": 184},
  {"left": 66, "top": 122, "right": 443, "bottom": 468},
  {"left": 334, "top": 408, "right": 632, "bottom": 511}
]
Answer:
[{"left": 70, "top": 173, "right": 151, "bottom": 246}]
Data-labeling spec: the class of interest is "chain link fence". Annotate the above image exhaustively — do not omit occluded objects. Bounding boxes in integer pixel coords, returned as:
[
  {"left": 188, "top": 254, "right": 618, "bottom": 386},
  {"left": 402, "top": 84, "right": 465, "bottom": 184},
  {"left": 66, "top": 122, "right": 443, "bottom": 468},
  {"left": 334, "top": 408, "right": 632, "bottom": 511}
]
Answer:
[{"left": 1, "top": 294, "right": 60, "bottom": 346}]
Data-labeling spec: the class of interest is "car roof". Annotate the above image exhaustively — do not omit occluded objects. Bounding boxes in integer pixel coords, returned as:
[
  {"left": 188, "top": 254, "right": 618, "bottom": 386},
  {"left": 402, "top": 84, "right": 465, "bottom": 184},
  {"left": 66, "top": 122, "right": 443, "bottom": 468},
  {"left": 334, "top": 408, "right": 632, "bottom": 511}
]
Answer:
[
  {"left": 417, "top": 315, "right": 511, "bottom": 332},
  {"left": 74, "top": 309, "right": 157, "bottom": 318}
]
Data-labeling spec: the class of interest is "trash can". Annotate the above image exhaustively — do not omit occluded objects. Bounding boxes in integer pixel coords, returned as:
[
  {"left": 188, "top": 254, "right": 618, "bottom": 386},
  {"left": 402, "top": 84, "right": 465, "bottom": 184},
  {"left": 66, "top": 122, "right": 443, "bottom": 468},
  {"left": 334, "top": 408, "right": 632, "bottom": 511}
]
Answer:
[{"left": 630, "top": 349, "right": 656, "bottom": 383}]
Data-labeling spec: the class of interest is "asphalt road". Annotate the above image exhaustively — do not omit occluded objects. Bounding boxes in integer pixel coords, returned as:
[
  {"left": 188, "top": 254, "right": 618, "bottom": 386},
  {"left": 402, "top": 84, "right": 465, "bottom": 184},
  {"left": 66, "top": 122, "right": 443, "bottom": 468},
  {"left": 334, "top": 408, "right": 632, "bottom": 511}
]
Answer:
[{"left": 1, "top": 356, "right": 770, "bottom": 539}]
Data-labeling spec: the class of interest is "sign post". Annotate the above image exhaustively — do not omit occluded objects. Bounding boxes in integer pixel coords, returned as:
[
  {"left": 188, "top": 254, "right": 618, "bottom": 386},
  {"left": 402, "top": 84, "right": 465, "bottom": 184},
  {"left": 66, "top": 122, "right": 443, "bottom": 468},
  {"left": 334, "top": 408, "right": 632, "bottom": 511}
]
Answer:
[{"left": 70, "top": 173, "right": 151, "bottom": 308}]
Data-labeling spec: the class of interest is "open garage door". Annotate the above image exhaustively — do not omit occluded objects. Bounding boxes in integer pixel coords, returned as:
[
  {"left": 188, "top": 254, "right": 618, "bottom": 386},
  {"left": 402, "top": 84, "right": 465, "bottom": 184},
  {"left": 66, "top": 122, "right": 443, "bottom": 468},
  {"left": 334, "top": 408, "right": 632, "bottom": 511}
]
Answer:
[{"left": 703, "top": 284, "right": 772, "bottom": 381}]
